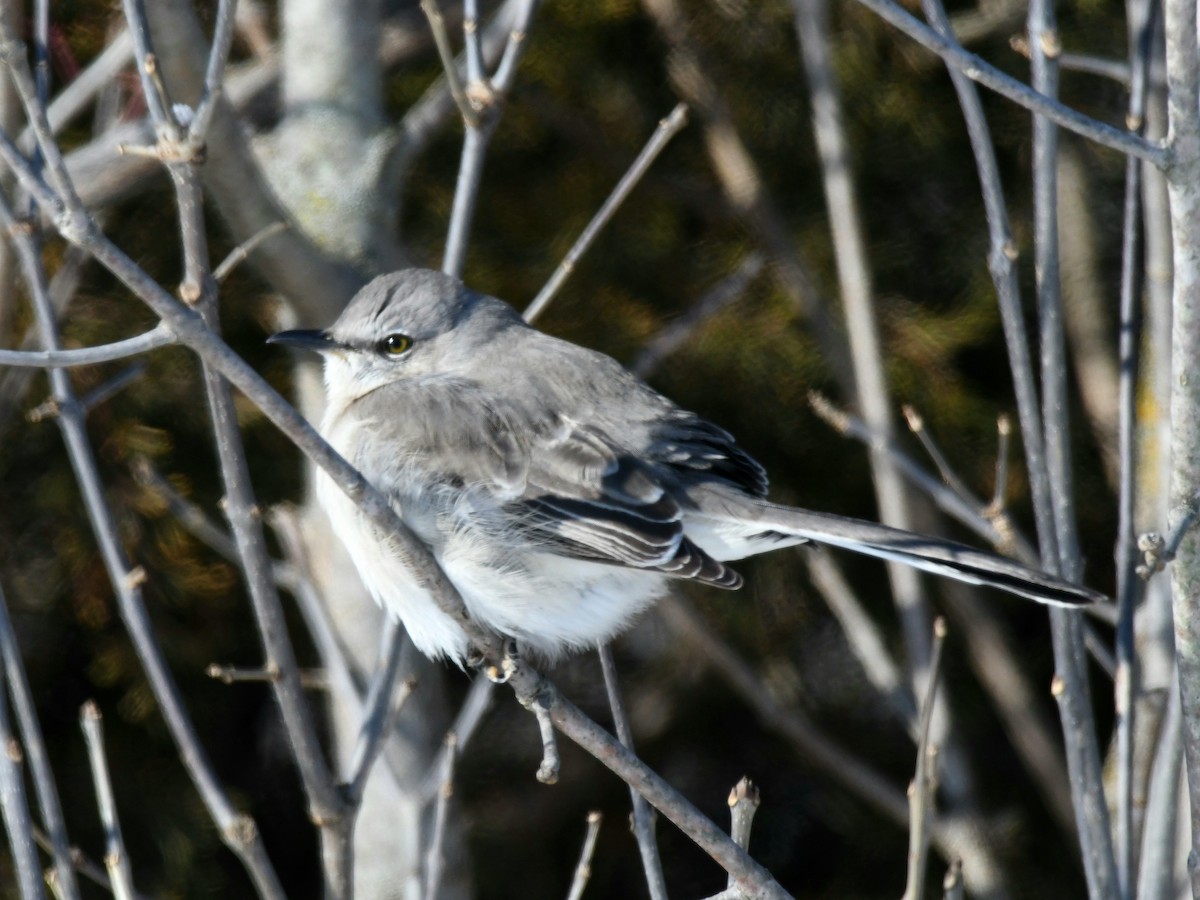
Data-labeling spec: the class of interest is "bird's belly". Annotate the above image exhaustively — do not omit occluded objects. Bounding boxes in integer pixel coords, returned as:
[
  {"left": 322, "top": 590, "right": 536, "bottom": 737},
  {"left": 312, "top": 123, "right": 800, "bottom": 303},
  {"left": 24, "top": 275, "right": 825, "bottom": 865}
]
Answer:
[
  {"left": 316, "top": 468, "right": 669, "bottom": 663},
  {"left": 315, "top": 468, "right": 473, "bottom": 661}
]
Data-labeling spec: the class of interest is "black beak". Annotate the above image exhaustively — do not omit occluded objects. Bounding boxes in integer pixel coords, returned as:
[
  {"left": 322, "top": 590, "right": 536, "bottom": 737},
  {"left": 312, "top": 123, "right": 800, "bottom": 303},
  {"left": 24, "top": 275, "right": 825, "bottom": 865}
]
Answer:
[{"left": 267, "top": 329, "right": 336, "bottom": 352}]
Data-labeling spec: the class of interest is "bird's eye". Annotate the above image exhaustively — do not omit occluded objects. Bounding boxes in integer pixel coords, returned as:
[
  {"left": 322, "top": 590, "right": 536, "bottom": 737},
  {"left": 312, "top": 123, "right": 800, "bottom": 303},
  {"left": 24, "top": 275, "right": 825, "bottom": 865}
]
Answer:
[{"left": 379, "top": 333, "right": 413, "bottom": 356}]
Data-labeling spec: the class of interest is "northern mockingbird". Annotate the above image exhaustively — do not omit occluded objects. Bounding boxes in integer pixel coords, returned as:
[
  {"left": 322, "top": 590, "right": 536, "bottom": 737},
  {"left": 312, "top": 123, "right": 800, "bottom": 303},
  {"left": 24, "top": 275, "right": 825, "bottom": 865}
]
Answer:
[{"left": 270, "top": 269, "right": 1101, "bottom": 664}]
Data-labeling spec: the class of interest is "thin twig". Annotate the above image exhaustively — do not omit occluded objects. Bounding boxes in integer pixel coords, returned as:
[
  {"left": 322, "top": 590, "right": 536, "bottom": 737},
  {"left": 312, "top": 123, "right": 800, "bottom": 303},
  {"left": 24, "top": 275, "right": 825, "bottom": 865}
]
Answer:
[
  {"left": 901, "top": 617, "right": 947, "bottom": 900},
  {"left": 346, "top": 622, "right": 414, "bottom": 804},
  {"left": 0, "top": 688, "right": 44, "bottom": 900},
  {"left": 598, "top": 645, "right": 667, "bottom": 900},
  {"left": 31, "top": 827, "right": 143, "bottom": 899},
  {"left": 79, "top": 703, "right": 137, "bottom": 900},
  {"left": 810, "top": 391, "right": 1035, "bottom": 563},
  {"left": 187, "top": 0, "right": 238, "bottom": 143},
  {"left": 1137, "top": 679, "right": 1182, "bottom": 900},
  {"left": 725, "top": 778, "right": 760, "bottom": 893},
  {"left": 903, "top": 405, "right": 978, "bottom": 506},
  {"left": 206, "top": 664, "right": 328, "bottom": 691},
  {"left": 212, "top": 221, "right": 289, "bottom": 283},
  {"left": 0, "top": 322, "right": 174, "bottom": 369},
  {"left": 418, "top": 676, "right": 495, "bottom": 802},
  {"left": 1026, "top": 0, "right": 1120, "bottom": 887},
  {"left": 441, "top": 0, "right": 538, "bottom": 276},
  {"left": 462, "top": 0, "right": 485, "bottom": 85},
  {"left": 0, "top": 584, "right": 80, "bottom": 899},
  {"left": 423, "top": 732, "right": 458, "bottom": 900},
  {"left": 79, "top": 364, "right": 146, "bottom": 413},
  {"left": 805, "top": 552, "right": 917, "bottom": 729},
  {"left": 793, "top": 2, "right": 961, "bottom": 826},
  {"left": 1114, "top": 0, "right": 1155, "bottom": 889},
  {"left": 524, "top": 102, "right": 689, "bottom": 323},
  {"left": 631, "top": 253, "right": 764, "bottom": 378},
  {"left": 1009, "top": 36, "right": 1134, "bottom": 86},
  {"left": 850, "top": 0, "right": 1167, "bottom": 166},
  {"left": 565, "top": 811, "right": 603, "bottom": 900},
  {"left": 989, "top": 415, "right": 1012, "bottom": 511}
]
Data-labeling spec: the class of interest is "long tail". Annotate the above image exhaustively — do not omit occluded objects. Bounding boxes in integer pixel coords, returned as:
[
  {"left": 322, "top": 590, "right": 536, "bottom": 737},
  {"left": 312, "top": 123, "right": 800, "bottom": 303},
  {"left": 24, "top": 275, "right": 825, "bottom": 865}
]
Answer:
[{"left": 694, "top": 492, "right": 1105, "bottom": 608}]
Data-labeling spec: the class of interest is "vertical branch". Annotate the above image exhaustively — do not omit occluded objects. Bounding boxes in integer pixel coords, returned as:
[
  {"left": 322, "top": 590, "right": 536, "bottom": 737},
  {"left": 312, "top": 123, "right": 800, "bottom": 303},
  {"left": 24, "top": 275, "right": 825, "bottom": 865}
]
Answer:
[
  {"left": 725, "top": 778, "right": 760, "bottom": 894},
  {"left": 1163, "top": 0, "right": 1200, "bottom": 888},
  {"left": 914, "top": 0, "right": 1117, "bottom": 886},
  {"left": 0, "top": 586, "right": 79, "bottom": 899},
  {"left": 1115, "top": 0, "right": 1155, "bottom": 891},
  {"left": 79, "top": 703, "right": 137, "bottom": 900},
  {"left": 791, "top": 0, "right": 931, "bottom": 694},
  {"left": 901, "top": 618, "right": 947, "bottom": 900},
  {"left": 597, "top": 645, "right": 668, "bottom": 900},
  {"left": 0, "top": 681, "right": 43, "bottom": 900},
  {"left": 1136, "top": 680, "right": 1182, "bottom": 900},
  {"left": 1029, "top": 0, "right": 1081, "bottom": 580},
  {"left": 791, "top": 4, "right": 998, "bottom": 863},
  {"left": 565, "top": 811, "right": 603, "bottom": 900}
]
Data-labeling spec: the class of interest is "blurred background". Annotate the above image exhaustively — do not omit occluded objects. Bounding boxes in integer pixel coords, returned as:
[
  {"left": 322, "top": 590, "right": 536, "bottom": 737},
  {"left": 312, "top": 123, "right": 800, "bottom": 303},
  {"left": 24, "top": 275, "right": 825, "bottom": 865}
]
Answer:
[{"left": 0, "top": 0, "right": 1136, "bottom": 897}]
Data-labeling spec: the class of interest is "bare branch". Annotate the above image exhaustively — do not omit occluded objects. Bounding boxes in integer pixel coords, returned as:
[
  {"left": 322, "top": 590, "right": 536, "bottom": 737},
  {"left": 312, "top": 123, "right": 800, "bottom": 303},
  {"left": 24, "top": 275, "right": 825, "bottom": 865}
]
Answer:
[
  {"left": 422, "top": 732, "right": 458, "bottom": 900},
  {"left": 418, "top": 676, "right": 495, "bottom": 802},
  {"left": 0, "top": 584, "right": 80, "bottom": 899},
  {"left": 79, "top": 703, "right": 137, "bottom": 900},
  {"left": 565, "top": 811, "right": 603, "bottom": 900},
  {"left": 212, "top": 221, "right": 288, "bottom": 283},
  {"left": 0, "top": 186, "right": 286, "bottom": 900},
  {"left": 598, "top": 645, "right": 667, "bottom": 900},
  {"left": 0, "top": 691, "right": 44, "bottom": 900},
  {"left": 725, "top": 778, "right": 760, "bottom": 893},
  {"left": 850, "top": 0, "right": 1167, "bottom": 166},
  {"left": 420, "top": 0, "right": 477, "bottom": 126},
  {"left": 805, "top": 552, "right": 917, "bottom": 730},
  {"left": 901, "top": 618, "right": 947, "bottom": 900},
  {"left": 524, "top": 102, "right": 689, "bottom": 323},
  {"left": 631, "top": 253, "right": 764, "bottom": 378},
  {"left": 346, "top": 624, "right": 414, "bottom": 804},
  {"left": 1114, "top": 0, "right": 1156, "bottom": 887}
]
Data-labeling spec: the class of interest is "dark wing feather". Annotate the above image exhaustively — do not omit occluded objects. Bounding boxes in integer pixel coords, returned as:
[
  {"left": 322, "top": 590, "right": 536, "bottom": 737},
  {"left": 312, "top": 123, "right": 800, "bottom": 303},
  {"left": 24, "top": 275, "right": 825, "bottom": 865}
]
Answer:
[
  {"left": 646, "top": 411, "right": 769, "bottom": 497},
  {"left": 511, "top": 422, "right": 740, "bottom": 588}
]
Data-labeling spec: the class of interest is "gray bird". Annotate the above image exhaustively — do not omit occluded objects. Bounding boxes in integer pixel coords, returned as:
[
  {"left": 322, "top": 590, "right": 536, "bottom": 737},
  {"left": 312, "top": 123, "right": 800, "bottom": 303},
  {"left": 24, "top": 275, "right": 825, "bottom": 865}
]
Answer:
[{"left": 270, "top": 269, "right": 1102, "bottom": 664}]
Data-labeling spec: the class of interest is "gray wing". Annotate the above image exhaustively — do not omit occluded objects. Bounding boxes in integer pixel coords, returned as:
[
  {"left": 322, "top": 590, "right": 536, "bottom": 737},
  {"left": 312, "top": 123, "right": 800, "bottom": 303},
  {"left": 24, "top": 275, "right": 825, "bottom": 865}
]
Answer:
[
  {"left": 353, "top": 376, "right": 742, "bottom": 587},
  {"left": 645, "top": 409, "right": 769, "bottom": 497},
  {"left": 514, "top": 421, "right": 742, "bottom": 588}
]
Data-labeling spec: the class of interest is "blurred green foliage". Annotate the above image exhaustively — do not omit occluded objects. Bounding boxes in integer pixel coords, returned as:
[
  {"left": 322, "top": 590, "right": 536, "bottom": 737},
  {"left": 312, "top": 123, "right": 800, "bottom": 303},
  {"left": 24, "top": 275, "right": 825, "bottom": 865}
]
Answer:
[{"left": 0, "top": 0, "right": 1130, "bottom": 896}]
